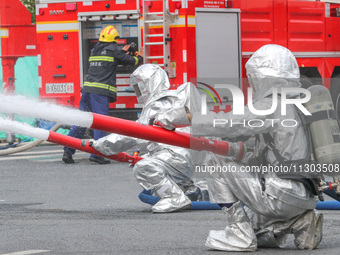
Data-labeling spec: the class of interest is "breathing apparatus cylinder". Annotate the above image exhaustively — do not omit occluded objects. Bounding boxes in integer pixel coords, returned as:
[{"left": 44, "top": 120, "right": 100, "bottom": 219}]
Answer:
[{"left": 303, "top": 85, "right": 340, "bottom": 176}]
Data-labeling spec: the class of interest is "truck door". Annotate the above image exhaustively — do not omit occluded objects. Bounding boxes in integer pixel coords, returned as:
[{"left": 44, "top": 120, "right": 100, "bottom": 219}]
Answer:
[
  {"left": 78, "top": 12, "right": 141, "bottom": 119},
  {"left": 195, "top": 8, "right": 242, "bottom": 109}
]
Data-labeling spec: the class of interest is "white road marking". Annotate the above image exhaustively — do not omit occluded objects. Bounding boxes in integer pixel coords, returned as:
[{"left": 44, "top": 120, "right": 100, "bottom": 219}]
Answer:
[
  {"left": 1, "top": 250, "right": 50, "bottom": 255},
  {"left": 0, "top": 154, "right": 60, "bottom": 161},
  {"left": 10, "top": 150, "right": 63, "bottom": 156},
  {"left": 0, "top": 151, "right": 87, "bottom": 161}
]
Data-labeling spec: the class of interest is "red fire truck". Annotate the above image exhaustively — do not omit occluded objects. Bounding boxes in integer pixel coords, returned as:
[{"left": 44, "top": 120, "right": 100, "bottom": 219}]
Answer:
[{"left": 33, "top": 0, "right": 340, "bottom": 119}]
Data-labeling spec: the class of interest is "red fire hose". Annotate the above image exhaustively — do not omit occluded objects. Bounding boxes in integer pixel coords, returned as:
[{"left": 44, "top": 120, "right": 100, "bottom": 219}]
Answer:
[
  {"left": 47, "top": 112, "right": 245, "bottom": 164},
  {"left": 47, "top": 131, "right": 142, "bottom": 165},
  {"left": 89, "top": 113, "right": 243, "bottom": 158}
]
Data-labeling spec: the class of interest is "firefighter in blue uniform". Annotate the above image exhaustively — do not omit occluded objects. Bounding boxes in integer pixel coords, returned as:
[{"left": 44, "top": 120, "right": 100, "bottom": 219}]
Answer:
[{"left": 62, "top": 25, "right": 144, "bottom": 164}]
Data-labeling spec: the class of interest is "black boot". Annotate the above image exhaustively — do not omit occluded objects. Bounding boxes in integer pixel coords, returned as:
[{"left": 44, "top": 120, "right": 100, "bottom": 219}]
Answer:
[
  {"left": 62, "top": 151, "right": 74, "bottom": 164},
  {"left": 89, "top": 156, "right": 110, "bottom": 164}
]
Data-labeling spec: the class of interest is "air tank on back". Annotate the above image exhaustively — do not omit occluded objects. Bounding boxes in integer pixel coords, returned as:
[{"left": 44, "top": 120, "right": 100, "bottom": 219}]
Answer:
[{"left": 304, "top": 85, "right": 340, "bottom": 176}]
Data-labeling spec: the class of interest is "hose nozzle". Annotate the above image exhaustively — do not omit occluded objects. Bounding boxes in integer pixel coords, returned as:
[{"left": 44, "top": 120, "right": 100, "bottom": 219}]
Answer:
[{"left": 227, "top": 141, "right": 246, "bottom": 162}]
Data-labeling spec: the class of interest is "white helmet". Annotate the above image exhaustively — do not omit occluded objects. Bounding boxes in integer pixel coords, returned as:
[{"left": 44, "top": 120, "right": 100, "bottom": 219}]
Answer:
[
  {"left": 130, "top": 64, "right": 170, "bottom": 105},
  {"left": 245, "top": 44, "right": 301, "bottom": 100}
]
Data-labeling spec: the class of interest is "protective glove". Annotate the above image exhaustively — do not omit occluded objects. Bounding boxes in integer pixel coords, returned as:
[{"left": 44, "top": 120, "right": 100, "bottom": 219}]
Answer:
[
  {"left": 152, "top": 106, "right": 191, "bottom": 130},
  {"left": 333, "top": 175, "right": 340, "bottom": 195}
]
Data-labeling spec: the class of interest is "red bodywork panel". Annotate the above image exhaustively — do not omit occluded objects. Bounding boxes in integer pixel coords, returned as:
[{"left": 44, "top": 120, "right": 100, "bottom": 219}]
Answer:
[
  {"left": 0, "top": 0, "right": 37, "bottom": 93},
  {"left": 31, "top": 0, "right": 340, "bottom": 112},
  {"left": 0, "top": 0, "right": 37, "bottom": 58},
  {"left": 287, "top": 1, "right": 325, "bottom": 52}
]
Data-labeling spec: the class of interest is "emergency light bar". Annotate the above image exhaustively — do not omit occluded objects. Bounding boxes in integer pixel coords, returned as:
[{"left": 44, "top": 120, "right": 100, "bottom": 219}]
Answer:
[{"left": 65, "top": 3, "right": 77, "bottom": 11}]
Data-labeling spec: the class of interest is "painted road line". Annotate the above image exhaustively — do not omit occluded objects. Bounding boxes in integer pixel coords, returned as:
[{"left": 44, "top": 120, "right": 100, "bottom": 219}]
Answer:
[
  {"left": 1, "top": 250, "right": 50, "bottom": 255},
  {"left": 0, "top": 152, "right": 87, "bottom": 161},
  {"left": 8, "top": 150, "right": 63, "bottom": 156},
  {"left": 0, "top": 155, "right": 61, "bottom": 161}
]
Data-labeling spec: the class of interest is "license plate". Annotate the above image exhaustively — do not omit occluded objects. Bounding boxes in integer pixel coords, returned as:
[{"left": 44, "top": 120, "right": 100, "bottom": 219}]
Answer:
[{"left": 46, "top": 83, "right": 74, "bottom": 94}]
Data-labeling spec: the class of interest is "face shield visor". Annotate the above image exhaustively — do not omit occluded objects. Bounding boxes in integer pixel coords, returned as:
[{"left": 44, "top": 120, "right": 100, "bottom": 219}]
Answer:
[
  {"left": 130, "top": 64, "right": 171, "bottom": 105},
  {"left": 132, "top": 83, "right": 141, "bottom": 98},
  {"left": 130, "top": 79, "right": 150, "bottom": 105},
  {"left": 246, "top": 73, "right": 264, "bottom": 97},
  {"left": 247, "top": 74, "right": 255, "bottom": 92}
]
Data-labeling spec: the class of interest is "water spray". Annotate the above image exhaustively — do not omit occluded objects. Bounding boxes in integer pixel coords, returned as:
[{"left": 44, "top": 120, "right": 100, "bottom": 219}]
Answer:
[
  {"left": 0, "top": 117, "right": 142, "bottom": 165},
  {"left": 1, "top": 95, "right": 340, "bottom": 205},
  {"left": 0, "top": 94, "right": 245, "bottom": 159},
  {"left": 0, "top": 94, "right": 93, "bottom": 127}
]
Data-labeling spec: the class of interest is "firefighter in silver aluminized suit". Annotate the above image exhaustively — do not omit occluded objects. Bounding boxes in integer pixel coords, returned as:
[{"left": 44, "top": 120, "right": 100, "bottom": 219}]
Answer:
[
  {"left": 157, "top": 45, "right": 323, "bottom": 250},
  {"left": 93, "top": 64, "right": 210, "bottom": 213}
]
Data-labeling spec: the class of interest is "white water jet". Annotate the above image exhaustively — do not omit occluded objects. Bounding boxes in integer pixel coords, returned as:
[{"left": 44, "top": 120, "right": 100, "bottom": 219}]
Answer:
[
  {"left": 0, "top": 116, "right": 49, "bottom": 141},
  {"left": 0, "top": 94, "right": 93, "bottom": 128}
]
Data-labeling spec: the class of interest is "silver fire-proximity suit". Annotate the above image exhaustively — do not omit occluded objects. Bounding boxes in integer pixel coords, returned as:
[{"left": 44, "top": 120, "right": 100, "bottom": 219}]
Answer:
[
  {"left": 93, "top": 64, "right": 210, "bottom": 213},
  {"left": 186, "top": 45, "right": 322, "bottom": 251}
]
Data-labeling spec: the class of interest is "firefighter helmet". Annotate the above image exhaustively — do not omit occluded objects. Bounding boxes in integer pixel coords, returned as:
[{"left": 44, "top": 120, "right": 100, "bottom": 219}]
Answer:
[{"left": 99, "top": 26, "right": 120, "bottom": 43}]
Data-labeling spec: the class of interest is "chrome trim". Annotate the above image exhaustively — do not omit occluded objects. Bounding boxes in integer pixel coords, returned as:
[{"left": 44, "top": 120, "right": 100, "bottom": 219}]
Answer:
[
  {"left": 78, "top": 10, "right": 140, "bottom": 17},
  {"left": 243, "top": 51, "right": 340, "bottom": 58}
]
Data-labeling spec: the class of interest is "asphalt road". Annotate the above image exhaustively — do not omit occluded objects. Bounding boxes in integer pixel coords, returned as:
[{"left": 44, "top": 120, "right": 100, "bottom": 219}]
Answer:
[{"left": 0, "top": 144, "right": 339, "bottom": 255}]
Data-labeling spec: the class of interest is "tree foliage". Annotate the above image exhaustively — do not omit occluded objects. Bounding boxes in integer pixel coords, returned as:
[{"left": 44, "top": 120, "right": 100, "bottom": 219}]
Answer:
[{"left": 20, "top": 0, "right": 36, "bottom": 23}]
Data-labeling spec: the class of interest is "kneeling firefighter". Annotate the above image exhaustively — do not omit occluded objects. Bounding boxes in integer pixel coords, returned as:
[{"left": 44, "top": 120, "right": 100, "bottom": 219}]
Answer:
[
  {"left": 93, "top": 64, "right": 212, "bottom": 213},
  {"left": 157, "top": 44, "right": 329, "bottom": 250}
]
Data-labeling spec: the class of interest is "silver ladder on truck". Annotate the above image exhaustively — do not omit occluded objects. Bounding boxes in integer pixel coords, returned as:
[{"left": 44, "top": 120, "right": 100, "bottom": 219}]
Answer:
[{"left": 142, "top": 0, "right": 177, "bottom": 77}]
